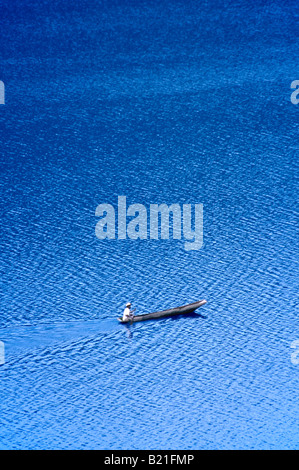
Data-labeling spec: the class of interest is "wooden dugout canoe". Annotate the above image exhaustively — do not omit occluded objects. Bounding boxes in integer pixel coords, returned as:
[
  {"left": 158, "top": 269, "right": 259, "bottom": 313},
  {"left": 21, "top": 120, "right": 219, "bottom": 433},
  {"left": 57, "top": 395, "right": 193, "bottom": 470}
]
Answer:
[{"left": 118, "top": 299, "right": 207, "bottom": 323}]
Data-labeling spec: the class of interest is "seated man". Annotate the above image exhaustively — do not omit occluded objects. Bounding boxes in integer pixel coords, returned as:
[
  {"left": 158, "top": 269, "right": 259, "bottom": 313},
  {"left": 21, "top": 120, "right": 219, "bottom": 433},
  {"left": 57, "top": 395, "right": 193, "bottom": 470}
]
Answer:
[{"left": 122, "top": 302, "right": 135, "bottom": 322}]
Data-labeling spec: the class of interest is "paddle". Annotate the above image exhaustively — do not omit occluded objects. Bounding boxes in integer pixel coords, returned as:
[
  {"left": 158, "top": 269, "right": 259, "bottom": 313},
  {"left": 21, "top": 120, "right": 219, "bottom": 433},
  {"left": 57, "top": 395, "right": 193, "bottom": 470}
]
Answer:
[{"left": 129, "top": 308, "right": 136, "bottom": 324}]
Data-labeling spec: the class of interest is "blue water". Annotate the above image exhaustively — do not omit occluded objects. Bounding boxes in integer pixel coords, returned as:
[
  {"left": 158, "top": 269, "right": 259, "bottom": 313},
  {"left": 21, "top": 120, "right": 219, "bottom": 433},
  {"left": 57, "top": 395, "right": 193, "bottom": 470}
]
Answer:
[{"left": 0, "top": 0, "right": 298, "bottom": 450}]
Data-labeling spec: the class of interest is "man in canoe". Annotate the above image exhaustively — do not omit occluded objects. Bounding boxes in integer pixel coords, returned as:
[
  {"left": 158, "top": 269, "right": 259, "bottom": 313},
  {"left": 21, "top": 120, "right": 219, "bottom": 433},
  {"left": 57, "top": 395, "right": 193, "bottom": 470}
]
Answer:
[{"left": 122, "top": 302, "right": 135, "bottom": 322}]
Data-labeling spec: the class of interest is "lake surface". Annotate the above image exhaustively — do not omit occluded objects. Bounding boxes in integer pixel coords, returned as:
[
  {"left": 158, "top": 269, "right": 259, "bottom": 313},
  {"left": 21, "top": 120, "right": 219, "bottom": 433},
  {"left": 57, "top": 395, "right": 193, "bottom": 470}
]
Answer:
[{"left": 0, "top": 0, "right": 298, "bottom": 449}]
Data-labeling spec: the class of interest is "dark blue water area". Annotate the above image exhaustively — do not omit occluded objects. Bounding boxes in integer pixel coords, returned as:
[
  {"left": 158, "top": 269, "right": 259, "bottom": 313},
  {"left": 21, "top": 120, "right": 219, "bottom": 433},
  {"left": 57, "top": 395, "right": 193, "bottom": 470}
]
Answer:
[{"left": 0, "top": 0, "right": 298, "bottom": 450}]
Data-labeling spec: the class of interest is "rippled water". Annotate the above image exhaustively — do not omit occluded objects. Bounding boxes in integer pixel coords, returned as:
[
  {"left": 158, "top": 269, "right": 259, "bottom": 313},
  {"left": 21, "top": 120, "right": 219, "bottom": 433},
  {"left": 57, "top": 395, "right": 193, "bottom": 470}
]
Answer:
[{"left": 0, "top": 0, "right": 298, "bottom": 449}]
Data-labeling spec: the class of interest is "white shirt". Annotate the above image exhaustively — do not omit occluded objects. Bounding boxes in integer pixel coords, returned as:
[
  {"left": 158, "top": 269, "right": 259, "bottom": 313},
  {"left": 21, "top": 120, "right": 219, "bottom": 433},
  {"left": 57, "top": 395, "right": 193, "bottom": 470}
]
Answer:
[{"left": 123, "top": 307, "right": 131, "bottom": 321}]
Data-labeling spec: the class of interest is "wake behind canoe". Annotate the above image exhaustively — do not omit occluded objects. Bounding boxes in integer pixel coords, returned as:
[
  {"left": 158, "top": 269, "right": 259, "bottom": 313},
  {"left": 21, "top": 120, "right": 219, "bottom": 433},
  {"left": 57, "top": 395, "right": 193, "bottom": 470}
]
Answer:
[{"left": 118, "top": 299, "right": 207, "bottom": 323}]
